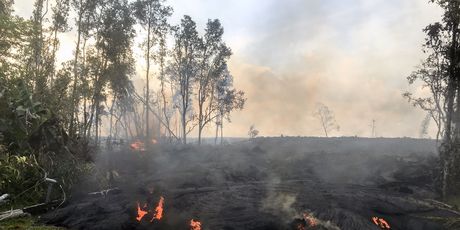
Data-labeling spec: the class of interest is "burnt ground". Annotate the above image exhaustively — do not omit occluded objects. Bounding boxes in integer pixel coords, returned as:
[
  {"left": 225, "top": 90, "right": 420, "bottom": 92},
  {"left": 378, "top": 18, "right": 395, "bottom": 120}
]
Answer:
[{"left": 42, "top": 137, "right": 460, "bottom": 230}]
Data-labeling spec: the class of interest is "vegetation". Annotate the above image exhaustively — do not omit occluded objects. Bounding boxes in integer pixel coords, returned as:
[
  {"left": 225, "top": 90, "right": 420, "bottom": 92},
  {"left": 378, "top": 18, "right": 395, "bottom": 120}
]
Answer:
[
  {"left": 0, "top": 0, "right": 245, "bottom": 210},
  {"left": 313, "top": 103, "right": 339, "bottom": 137},
  {"left": 0, "top": 216, "right": 64, "bottom": 229},
  {"left": 248, "top": 125, "right": 259, "bottom": 139},
  {"left": 405, "top": 0, "right": 460, "bottom": 198}
]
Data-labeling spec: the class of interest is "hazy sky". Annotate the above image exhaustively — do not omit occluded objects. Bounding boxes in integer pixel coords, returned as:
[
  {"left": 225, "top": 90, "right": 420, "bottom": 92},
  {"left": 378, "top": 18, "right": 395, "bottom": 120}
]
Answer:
[{"left": 14, "top": 0, "right": 443, "bottom": 138}]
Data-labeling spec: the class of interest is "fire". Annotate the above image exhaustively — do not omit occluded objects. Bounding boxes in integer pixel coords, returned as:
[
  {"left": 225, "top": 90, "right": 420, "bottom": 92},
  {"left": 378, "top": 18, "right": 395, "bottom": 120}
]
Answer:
[
  {"left": 372, "top": 216, "right": 391, "bottom": 229},
  {"left": 136, "top": 196, "right": 165, "bottom": 223},
  {"left": 303, "top": 212, "right": 318, "bottom": 227},
  {"left": 297, "top": 223, "right": 305, "bottom": 230},
  {"left": 150, "top": 196, "right": 165, "bottom": 222},
  {"left": 152, "top": 139, "right": 158, "bottom": 144},
  {"left": 130, "top": 140, "right": 145, "bottom": 151},
  {"left": 296, "top": 212, "right": 318, "bottom": 230},
  {"left": 190, "top": 219, "right": 201, "bottom": 230},
  {"left": 136, "top": 202, "right": 148, "bottom": 222}
]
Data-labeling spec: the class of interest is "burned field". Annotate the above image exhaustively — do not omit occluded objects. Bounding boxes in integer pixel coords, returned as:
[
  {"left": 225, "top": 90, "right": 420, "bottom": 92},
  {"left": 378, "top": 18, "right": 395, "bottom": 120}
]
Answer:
[{"left": 42, "top": 137, "right": 460, "bottom": 230}]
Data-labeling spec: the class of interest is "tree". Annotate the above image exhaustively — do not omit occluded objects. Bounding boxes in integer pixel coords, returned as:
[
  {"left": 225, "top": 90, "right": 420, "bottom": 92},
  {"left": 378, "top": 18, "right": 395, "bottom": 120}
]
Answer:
[
  {"left": 28, "top": 0, "right": 50, "bottom": 100},
  {"left": 49, "top": 0, "right": 70, "bottom": 84},
  {"left": 196, "top": 19, "right": 232, "bottom": 145},
  {"left": 167, "top": 15, "right": 200, "bottom": 144},
  {"left": 85, "top": 0, "right": 136, "bottom": 145},
  {"left": 403, "top": 32, "right": 446, "bottom": 142},
  {"left": 69, "top": 0, "right": 100, "bottom": 137},
  {"left": 133, "top": 0, "right": 172, "bottom": 143},
  {"left": 406, "top": 0, "right": 460, "bottom": 197},
  {"left": 214, "top": 68, "right": 245, "bottom": 144},
  {"left": 0, "top": 1, "right": 31, "bottom": 81},
  {"left": 248, "top": 125, "right": 259, "bottom": 139},
  {"left": 314, "top": 103, "right": 339, "bottom": 137}
]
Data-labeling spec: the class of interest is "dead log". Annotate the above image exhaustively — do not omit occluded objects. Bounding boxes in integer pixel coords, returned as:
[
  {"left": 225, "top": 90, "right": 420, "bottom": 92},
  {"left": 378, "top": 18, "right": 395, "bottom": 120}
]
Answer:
[{"left": 0, "top": 209, "right": 30, "bottom": 221}]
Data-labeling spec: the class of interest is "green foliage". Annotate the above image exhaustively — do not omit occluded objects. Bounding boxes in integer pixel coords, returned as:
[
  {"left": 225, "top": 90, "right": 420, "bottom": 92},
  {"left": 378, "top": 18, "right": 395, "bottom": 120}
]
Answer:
[
  {"left": 0, "top": 152, "right": 45, "bottom": 204},
  {"left": 0, "top": 79, "right": 91, "bottom": 206},
  {"left": 0, "top": 80, "right": 49, "bottom": 151}
]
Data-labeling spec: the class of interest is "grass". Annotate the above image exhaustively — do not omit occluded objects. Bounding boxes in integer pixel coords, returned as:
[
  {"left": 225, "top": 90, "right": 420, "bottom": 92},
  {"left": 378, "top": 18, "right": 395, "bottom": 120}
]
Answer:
[
  {"left": 428, "top": 195, "right": 460, "bottom": 229},
  {"left": 446, "top": 195, "right": 460, "bottom": 210},
  {"left": 0, "top": 216, "right": 65, "bottom": 230}
]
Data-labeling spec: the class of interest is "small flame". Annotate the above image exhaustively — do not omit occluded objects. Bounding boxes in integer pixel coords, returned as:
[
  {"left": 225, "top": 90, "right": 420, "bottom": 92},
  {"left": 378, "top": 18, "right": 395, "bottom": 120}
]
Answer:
[
  {"left": 190, "top": 219, "right": 201, "bottom": 230},
  {"left": 372, "top": 217, "right": 391, "bottom": 229},
  {"left": 136, "top": 202, "right": 148, "bottom": 222},
  {"left": 152, "top": 139, "right": 158, "bottom": 144},
  {"left": 303, "top": 212, "right": 318, "bottom": 227},
  {"left": 150, "top": 196, "right": 165, "bottom": 222},
  {"left": 130, "top": 140, "right": 145, "bottom": 151}
]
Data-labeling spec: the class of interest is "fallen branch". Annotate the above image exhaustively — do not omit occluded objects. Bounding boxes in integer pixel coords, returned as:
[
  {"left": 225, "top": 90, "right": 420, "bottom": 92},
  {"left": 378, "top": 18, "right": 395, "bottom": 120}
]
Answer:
[
  {"left": 0, "top": 209, "right": 30, "bottom": 221},
  {"left": 0, "top": 194, "right": 9, "bottom": 206}
]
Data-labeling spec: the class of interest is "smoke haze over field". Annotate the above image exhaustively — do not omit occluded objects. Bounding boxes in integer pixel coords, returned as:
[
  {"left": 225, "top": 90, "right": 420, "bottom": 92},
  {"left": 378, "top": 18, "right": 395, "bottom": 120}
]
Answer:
[{"left": 14, "top": 0, "right": 443, "bottom": 137}]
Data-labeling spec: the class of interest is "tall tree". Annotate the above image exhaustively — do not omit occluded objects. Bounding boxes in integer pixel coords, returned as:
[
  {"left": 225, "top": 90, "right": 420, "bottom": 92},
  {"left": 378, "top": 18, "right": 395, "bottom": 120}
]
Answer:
[
  {"left": 48, "top": 0, "right": 70, "bottom": 84},
  {"left": 133, "top": 0, "right": 172, "bottom": 143},
  {"left": 88, "top": 0, "right": 136, "bottom": 145},
  {"left": 168, "top": 15, "right": 200, "bottom": 144},
  {"left": 29, "top": 0, "right": 49, "bottom": 100},
  {"left": 196, "top": 19, "right": 232, "bottom": 145},
  {"left": 214, "top": 68, "right": 245, "bottom": 144},
  {"left": 69, "top": 0, "right": 99, "bottom": 137},
  {"left": 0, "top": 0, "right": 30, "bottom": 80},
  {"left": 406, "top": 0, "right": 460, "bottom": 197}
]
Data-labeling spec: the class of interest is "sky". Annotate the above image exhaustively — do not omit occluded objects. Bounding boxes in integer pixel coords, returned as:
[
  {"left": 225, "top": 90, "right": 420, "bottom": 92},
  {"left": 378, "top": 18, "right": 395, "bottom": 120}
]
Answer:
[{"left": 13, "top": 0, "right": 443, "bottom": 138}]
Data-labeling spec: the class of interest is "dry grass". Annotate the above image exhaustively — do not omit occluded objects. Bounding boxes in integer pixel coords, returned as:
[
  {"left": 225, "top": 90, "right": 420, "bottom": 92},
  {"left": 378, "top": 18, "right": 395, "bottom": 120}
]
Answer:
[{"left": 0, "top": 216, "right": 65, "bottom": 230}]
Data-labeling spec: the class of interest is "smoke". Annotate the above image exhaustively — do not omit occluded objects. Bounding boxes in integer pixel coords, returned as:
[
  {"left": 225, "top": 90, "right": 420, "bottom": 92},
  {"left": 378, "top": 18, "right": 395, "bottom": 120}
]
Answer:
[{"left": 12, "top": 0, "right": 444, "bottom": 138}]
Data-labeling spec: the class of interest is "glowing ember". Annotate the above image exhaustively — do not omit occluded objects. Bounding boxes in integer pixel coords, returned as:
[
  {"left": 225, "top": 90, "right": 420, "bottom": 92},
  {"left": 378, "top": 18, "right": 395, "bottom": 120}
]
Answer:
[
  {"left": 190, "top": 219, "right": 201, "bottom": 230},
  {"left": 150, "top": 196, "right": 165, "bottom": 222},
  {"left": 372, "top": 216, "right": 391, "bottom": 229},
  {"left": 136, "top": 202, "right": 148, "bottom": 222},
  {"left": 130, "top": 140, "right": 145, "bottom": 151},
  {"left": 303, "top": 212, "right": 318, "bottom": 227},
  {"left": 297, "top": 223, "right": 306, "bottom": 230}
]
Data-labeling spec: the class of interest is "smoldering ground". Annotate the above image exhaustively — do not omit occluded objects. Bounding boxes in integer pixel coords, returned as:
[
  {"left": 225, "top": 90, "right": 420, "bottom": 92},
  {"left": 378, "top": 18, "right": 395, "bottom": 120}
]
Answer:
[{"left": 43, "top": 137, "right": 457, "bottom": 229}]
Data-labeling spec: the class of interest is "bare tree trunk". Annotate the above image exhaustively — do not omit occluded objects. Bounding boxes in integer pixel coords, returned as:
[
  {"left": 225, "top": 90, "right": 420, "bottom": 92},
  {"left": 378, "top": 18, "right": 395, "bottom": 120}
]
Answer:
[
  {"left": 198, "top": 107, "right": 202, "bottom": 145},
  {"left": 145, "top": 20, "right": 151, "bottom": 146},
  {"left": 441, "top": 14, "right": 459, "bottom": 198},
  {"left": 70, "top": 8, "right": 83, "bottom": 137},
  {"left": 215, "top": 121, "right": 219, "bottom": 145},
  {"left": 108, "top": 95, "right": 117, "bottom": 144},
  {"left": 220, "top": 118, "right": 223, "bottom": 145},
  {"left": 321, "top": 117, "right": 328, "bottom": 137},
  {"left": 182, "top": 110, "right": 187, "bottom": 144}
]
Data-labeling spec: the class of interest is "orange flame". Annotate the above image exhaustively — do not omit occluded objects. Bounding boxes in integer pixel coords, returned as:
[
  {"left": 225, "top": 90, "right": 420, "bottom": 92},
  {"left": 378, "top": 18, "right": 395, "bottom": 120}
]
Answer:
[
  {"left": 303, "top": 212, "right": 318, "bottom": 227},
  {"left": 190, "top": 219, "right": 201, "bottom": 230},
  {"left": 150, "top": 196, "right": 165, "bottom": 222},
  {"left": 372, "top": 217, "right": 391, "bottom": 229},
  {"left": 130, "top": 140, "right": 145, "bottom": 151},
  {"left": 136, "top": 202, "right": 148, "bottom": 222}
]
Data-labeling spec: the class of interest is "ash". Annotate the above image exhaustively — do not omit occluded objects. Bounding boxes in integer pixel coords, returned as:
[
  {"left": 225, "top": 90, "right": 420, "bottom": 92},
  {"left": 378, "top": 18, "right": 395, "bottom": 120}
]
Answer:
[{"left": 42, "top": 137, "right": 457, "bottom": 230}]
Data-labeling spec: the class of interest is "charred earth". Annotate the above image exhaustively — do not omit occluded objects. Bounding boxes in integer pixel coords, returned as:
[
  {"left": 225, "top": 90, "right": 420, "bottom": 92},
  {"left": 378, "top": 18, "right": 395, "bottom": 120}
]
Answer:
[{"left": 42, "top": 137, "right": 460, "bottom": 230}]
